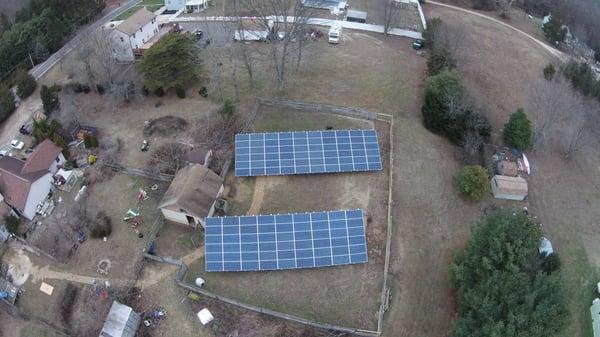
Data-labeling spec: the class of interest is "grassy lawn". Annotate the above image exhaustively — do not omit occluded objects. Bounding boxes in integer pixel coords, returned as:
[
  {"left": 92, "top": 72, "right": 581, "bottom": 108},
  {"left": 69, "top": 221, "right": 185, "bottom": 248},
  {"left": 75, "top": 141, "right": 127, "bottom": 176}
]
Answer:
[
  {"left": 559, "top": 240, "right": 598, "bottom": 337},
  {"left": 114, "top": 0, "right": 163, "bottom": 20}
]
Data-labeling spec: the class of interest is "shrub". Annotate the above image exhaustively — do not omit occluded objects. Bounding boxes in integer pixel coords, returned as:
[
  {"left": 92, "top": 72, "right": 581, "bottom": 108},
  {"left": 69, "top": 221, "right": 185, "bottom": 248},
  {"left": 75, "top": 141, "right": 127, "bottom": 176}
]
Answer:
[
  {"left": 40, "top": 85, "right": 60, "bottom": 114},
  {"left": 541, "top": 253, "right": 561, "bottom": 274},
  {"left": 427, "top": 47, "right": 456, "bottom": 76},
  {"left": 220, "top": 97, "right": 235, "bottom": 118},
  {"left": 543, "top": 64, "right": 556, "bottom": 80},
  {"left": 154, "top": 87, "right": 165, "bottom": 97},
  {"left": 503, "top": 108, "right": 532, "bottom": 150},
  {"left": 83, "top": 133, "right": 98, "bottom": 148},
  {"left": 471, "top": 0, "right": 496, "bottom": 10},
  {"left": 4, "top": 215, "right": 20, "bottom": 234},
  {"left": 595, "top": 48, "right": 600, "bottom": 63},
  {"left": 175, "top": 85, "right": 186, "bottom": 98},
  {"left": 454, "top": 165, "right": 490, "bottom": 201},
  {"left": 199, "top": 86, "right": 208, "bottom": 97},
  {"left": 0, "top": 88, "right": 16, "bottom": 122},
  {"left": 563, "top": 60, "right": 599, "bottom": 97},
  {"left": 89, "top": 211, "right": 112, "bottom": 238},
  {"left": 142, "top": 86, "right": 149, "bottom": 96},
  {"left": 15, "top": 70, "right": 37, "bottom": 99},
  {"left": 96, "top": 84, "right": 105, "bottom": 95}
]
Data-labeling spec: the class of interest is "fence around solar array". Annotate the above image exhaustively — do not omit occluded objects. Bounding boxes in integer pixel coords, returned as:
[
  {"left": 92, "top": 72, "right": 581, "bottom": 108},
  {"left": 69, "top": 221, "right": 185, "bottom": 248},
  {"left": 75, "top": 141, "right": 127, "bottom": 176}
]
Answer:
[
  {"left": 205, "top": 209, "right": 368, "bottom": 272},
  {"left": 235, "top": 129, "right": 383, "bottom": 177}
]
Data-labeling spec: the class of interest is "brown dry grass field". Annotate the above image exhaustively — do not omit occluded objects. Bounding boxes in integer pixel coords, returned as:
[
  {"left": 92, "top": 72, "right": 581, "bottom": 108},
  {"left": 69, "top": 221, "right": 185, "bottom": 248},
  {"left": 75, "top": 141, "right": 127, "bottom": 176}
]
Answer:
[
  {"left": 4, "top": 4, "right": 600, "bottom": 337},
  {"left": 183, "top": 106, "right": 391, "bottom": 330}
]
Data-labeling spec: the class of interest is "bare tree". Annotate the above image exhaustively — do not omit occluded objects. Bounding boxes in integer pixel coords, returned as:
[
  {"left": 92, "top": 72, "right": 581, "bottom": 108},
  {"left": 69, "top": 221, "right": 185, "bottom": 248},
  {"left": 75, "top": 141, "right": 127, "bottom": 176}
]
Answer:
[
  {"left": 561, "top": 99, "right": 599, "bottom": 159},
  {"left": 527, "top": 78, "right": 573, "bottom": 151},
  {"left": 383, "top": 0, "right": 399, "bottom": 34},
  {"left": 73, "top": 28, "right": 118, "bottom": 90},
  {"left": 149, "top": 142, "right": 189, "bottom": 175},
  {"left": 236, "top": 0, "right": 313, "bottom": 91},
  {"left": 497, "top": 0, "right": 516, "bottom": 18}
]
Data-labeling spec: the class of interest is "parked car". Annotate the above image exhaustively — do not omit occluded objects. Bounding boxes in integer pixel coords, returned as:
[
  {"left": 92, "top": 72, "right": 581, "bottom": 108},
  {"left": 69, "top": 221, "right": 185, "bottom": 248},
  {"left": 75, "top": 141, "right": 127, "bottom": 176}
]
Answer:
[
  {"left": 192, "top": 29, "right": 203, "bottom": 41},
  {"left": 0, "top": 149, "right": 9, "bottom": 158},
  {"left": 19, "top": 123, "right": 33, "bottom": 135},
  {"left": 412, "top": 39, "right": 424, "bottom": 50},
  {"left": 10, "top": 140, "right": 25, "bottom": 150}
]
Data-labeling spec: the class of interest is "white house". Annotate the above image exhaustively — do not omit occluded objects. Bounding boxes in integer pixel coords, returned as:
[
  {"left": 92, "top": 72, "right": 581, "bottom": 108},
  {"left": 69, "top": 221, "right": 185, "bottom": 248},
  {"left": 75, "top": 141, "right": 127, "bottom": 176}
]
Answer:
[
  {"left": 110, "top": 8, "right": 159, "bottom": 62},
  {"left": 0, "top": 140, "right": 65, "bottom": 220},
  {"left": 158, "top": 164, "right": 223, "bottom": 227},
  {"left": 165, "top": 0, "right": 208, "bottom": 12}
]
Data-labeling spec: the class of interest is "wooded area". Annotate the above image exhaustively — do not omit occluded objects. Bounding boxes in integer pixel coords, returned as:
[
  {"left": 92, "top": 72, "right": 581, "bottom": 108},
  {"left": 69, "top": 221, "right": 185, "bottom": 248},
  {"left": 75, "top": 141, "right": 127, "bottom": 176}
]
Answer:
[{"left": 0, "top": 0, "right": 105, "bottom": 82}]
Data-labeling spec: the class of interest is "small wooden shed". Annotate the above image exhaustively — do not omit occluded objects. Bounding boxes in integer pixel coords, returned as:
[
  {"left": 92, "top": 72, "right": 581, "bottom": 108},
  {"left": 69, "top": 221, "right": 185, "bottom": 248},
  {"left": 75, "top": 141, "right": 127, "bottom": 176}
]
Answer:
[{"left": 491, "top": 175, "right": 528, "bottom": 201}]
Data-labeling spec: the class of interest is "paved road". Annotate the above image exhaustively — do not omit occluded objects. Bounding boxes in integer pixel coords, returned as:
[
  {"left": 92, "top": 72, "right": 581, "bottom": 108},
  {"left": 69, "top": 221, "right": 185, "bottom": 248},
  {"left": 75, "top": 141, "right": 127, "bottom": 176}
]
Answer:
[
  {"left": 30, "top": 0, "right": 141, "bottom": 80},
  {"left": 426, "top": 0, "right": 565, "bottom": 60}
]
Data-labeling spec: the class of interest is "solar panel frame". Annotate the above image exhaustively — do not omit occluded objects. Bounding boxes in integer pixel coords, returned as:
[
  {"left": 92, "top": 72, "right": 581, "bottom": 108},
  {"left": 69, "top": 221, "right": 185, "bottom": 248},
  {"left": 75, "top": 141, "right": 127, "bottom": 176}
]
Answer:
[
  {"left": 235, "top": 129, "right": 382, "bottom": 177},
  {"left": 204, "top": 209, "right": 368, "bottom": 272}
]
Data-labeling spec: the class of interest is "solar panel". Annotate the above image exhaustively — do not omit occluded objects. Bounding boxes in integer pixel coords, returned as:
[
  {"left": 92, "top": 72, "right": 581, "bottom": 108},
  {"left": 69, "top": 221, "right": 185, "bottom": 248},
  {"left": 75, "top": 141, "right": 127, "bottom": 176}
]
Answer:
[
  {"left": 235, "top": 129, "right": 382, "bottom": 177},
  {"left": 204, "top": 209, "right": 368, "bottom": 272}
]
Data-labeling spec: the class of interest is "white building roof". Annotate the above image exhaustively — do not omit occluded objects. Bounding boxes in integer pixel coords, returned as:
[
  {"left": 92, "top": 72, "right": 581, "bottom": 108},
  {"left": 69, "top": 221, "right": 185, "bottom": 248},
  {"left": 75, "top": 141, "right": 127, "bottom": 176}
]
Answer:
[
  {"left": 99, "top": 301, "right": 141, "bottom": 337},
  {"left": 591, "top": 298, "right": 600, "bottom": 337}
]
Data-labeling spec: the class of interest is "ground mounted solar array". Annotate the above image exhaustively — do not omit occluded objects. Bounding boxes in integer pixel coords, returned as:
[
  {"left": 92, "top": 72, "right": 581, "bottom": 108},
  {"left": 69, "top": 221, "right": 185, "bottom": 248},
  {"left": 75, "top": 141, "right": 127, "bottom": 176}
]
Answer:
[
  {"left": 205, "top": 209, "right": 368, "bottom": 272},
  {"left": 235, "top": 129, "right": 382, "bottom": 177}
]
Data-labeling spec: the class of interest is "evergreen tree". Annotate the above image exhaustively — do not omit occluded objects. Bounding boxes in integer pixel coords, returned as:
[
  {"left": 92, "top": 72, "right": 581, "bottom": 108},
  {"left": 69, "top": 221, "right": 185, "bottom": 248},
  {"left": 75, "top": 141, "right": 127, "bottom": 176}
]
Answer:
[
  {"left": 137, "top": 33, "right": 201, "bottom": 91},
  {"left": 543, "top": 11, "right": 567, "bottom": 45},
  {"left": 451, "top": 211, "right": 568, "bottom": 337},
  {"left": 503, "top": 108, "right": 532, "bottom": 150}
]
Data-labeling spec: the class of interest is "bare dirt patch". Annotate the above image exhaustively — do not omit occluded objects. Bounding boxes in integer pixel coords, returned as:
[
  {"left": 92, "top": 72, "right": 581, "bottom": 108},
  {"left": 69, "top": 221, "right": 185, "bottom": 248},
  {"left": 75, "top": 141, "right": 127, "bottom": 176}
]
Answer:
[{"left": 144, "top": 116, "right": 189, "bottom": 137}]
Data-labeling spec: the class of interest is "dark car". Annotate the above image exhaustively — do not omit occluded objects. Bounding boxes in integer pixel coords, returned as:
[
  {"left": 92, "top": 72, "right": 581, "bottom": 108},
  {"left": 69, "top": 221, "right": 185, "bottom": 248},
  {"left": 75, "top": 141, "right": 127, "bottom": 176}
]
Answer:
[
  {"left": 19, "top": 123, "right": 33, "bottom": 135},
  {"left": 412, "top": 39, "right": 424, "bottom": 50}
]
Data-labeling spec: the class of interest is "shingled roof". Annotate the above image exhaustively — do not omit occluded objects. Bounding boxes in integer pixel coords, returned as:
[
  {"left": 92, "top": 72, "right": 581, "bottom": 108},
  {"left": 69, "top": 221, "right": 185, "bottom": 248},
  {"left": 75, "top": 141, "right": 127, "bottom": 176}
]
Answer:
[
  {"left": 0, "top": 157, "right": 47, "bottom": 211},
  {"left": 0, "top": 140, "right": 61, "bottom": 211},
  {"left": 21, "top": 139, "right": 62, "bottom": 175},
  {"left": 116, "top": 7, "right": 156, "bottom": 36},
  {"left": 159, "top": 164, "right": 223, "bottom": 220}
]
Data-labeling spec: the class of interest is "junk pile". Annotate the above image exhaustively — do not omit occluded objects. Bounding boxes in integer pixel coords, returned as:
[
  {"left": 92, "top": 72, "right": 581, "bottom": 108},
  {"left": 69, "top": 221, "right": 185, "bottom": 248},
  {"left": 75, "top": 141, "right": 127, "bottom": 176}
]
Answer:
[{"left": 143, "top": 308, "right": 167, "bottom": 328}]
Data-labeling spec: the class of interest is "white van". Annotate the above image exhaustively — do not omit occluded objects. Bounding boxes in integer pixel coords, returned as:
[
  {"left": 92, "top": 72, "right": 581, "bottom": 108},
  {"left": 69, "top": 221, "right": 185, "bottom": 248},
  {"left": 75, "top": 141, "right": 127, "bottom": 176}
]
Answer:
[{"left": 328, "top": 25, "right": 341, "bottom": 44}]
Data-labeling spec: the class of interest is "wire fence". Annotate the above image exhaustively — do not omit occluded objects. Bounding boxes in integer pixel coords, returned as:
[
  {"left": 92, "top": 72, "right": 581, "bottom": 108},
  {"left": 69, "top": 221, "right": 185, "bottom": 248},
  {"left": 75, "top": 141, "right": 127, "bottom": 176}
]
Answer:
[{"left": 144, "top": 253, "right": 380, "bottom": 336}]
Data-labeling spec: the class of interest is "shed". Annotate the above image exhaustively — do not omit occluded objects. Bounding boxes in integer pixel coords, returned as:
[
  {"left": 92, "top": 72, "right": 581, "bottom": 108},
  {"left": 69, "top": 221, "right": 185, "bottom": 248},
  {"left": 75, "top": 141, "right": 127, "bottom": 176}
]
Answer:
[
  {"left": 539, "top": 237, "right": 554, "bottom": 256},
  {"left": 490, "top": 175, "right": 528, "bottom": 201},
  {"left": 99, "top": 301, "right": 141, "bottom": 337},
  {"left": 592, "top": 298, "right": 600, "bottom": 337},
  {"left": 158, "top": 164, "right": 224, "bottom": 227},
  {"left": 346, "top": 9, "right": 367, "bottom": 23}
]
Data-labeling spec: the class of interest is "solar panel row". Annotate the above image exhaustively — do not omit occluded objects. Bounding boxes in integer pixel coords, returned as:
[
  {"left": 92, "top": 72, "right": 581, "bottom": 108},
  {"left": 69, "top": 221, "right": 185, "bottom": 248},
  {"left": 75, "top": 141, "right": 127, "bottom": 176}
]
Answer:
[
  {"left": 204, "top": 210, "right": 368, "bottom": 272},
  {"left": 235, "top": 129, "right": 382, "bottom": 177}
]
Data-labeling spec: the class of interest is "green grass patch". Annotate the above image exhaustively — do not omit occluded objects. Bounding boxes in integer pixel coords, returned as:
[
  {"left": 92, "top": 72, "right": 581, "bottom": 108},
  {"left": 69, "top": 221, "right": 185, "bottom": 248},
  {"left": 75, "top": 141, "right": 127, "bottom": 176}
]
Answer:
[
  {"left": 558, "top": 237, "right": 599, "bottom": 337},
  {"left": 115, "top": 0, "right": 164, "bottom": 20}
]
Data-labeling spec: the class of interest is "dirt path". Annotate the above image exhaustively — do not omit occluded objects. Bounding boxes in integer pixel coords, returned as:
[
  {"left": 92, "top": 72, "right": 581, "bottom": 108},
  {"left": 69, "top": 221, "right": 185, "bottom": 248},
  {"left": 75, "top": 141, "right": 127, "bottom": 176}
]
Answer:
[
  {"left": 426, "top": 1, "right": 565, "bottom": 60},
  {"left": 4, "top": 246, "right": 124, "bottom": 286},
  {"left": 136, "top": 248, "right": 205, "bottom": 289},
  {"left": 247, "top": 177, "right": 267, "bottom": 215}
]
